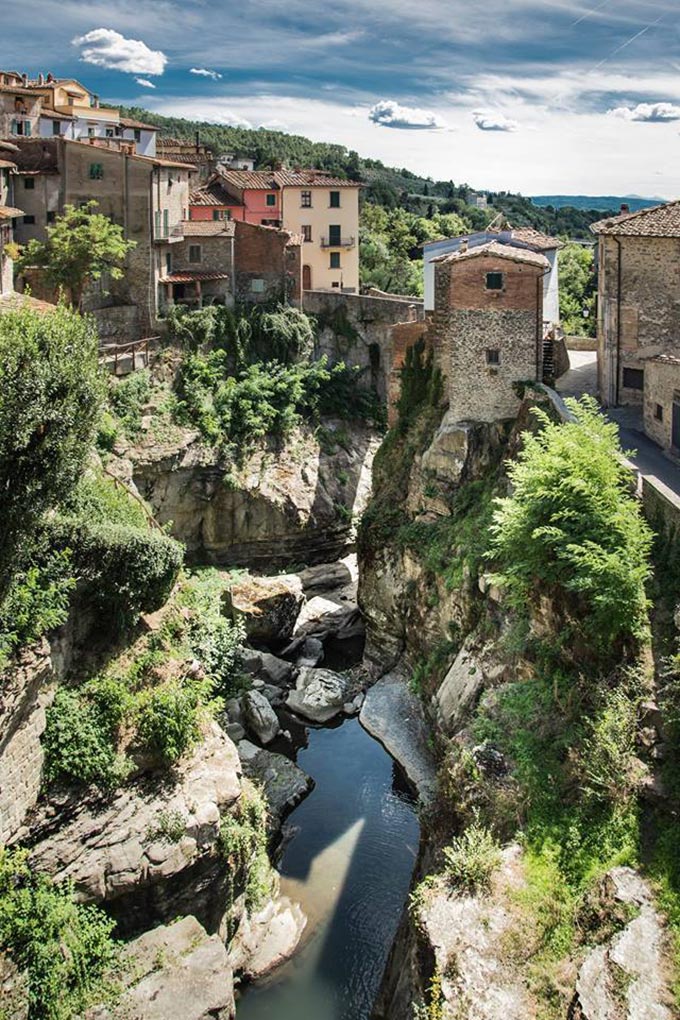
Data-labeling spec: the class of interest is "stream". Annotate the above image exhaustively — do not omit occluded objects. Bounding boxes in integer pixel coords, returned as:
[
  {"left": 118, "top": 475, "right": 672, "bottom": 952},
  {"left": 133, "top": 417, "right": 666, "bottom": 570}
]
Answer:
[{"left": 235, "top": 714, "right": 420, "bottom": 1020}]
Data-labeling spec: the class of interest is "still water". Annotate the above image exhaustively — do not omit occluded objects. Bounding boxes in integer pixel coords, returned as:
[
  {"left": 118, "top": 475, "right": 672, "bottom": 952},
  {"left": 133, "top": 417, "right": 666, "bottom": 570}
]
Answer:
[{"left": 236, "top": 716, "right": 420, "bottom": 1020}]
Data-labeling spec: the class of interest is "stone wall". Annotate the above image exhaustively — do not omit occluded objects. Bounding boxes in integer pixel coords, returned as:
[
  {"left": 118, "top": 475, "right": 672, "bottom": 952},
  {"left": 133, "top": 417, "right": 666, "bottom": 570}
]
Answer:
[
  {"left": 597, "top": 234, "right": 680, "bottom": 406},
  {"left": 233, "top": 220, "right": 302, "bottom": 305},
  {"left": 386, "top": 320, "right": 430, "bottom": 425},
  {"left": 304, "top": 290, "right": 425, "bottom": 400},
  {"left": 643, "top": 359, "right": 680, "bottom": 454}
]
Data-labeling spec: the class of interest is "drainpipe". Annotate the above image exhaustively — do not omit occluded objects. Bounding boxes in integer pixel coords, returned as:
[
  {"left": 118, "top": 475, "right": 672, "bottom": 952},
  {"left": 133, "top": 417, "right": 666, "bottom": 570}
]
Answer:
[{"left": 614, "top": 236, "right": 622, "bottom": 406}]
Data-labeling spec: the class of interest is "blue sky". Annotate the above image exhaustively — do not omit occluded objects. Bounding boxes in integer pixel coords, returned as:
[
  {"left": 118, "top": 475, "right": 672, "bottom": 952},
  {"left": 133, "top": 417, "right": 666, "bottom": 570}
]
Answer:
[{"left": 2, "top": 1, "right": 678, "bottom": 195}]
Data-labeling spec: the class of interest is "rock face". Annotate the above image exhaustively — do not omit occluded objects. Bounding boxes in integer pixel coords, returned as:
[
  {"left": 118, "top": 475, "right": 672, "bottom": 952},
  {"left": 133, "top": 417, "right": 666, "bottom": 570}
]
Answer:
[
  {"left": 89, "top": 916, "right": 235, "bottom": 1020},
  {"left": 286, "top": 666, "right": 352, "bottom": 723},
  {"left": 128, "top": 421, "right": 381, "bottom": 570},
  {"left": 242, "top": 690, "right": 281, "bottom": 744},
  {"left": 229, "top": 897, "right": 307, "bottom": 981},
  {"left": 360, "top": 671, "right": 437, "bottom": 804},
  {"left": 0, "top": 954, "right": 28, "bottom": 1020},
  {"left": 28, "top": 725, "right": 241, "bottom": 924},
  {"left": 238, "top": 740, "right": 313, "bottom": 831},
  {"left": 573, "top": 868, "right": 673, "bottom": 1020},
  {"left": 227, "top": 573, "right": 304, "bottom": 646}
]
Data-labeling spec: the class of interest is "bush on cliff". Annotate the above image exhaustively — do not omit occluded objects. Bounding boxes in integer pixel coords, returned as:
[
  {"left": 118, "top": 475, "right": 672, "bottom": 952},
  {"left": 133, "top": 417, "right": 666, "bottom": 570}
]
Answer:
[
  {"left": 489, "top": 396, "right": 652, "bottom": 655},
  {"left": 166, "top": 301, "right": 315, "bottom": 365},
  {"left": 0, "top": 846, "right": 119, "bottom": 1020}
]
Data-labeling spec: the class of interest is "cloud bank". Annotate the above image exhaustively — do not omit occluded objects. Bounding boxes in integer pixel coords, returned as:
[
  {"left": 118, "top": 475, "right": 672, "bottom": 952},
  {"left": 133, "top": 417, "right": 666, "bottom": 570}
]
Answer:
[
  {"left": 368, "top": 99, "right": 447, "bottom": 130},
  {"left": 73, "top": 28, "right": 167, "bottom": 75},
  {"left": 472, "top": 111, "right": 519, "bottom": 132},
  {"left": 608, "top": 101, "right": 680, "bottom": 122}
]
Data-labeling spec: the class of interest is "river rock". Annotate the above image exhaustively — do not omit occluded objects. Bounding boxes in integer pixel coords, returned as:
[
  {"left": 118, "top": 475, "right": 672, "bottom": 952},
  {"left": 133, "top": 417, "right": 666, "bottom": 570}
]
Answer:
[
  {"left": 88, "top": 916, "right": 235, "bottom": 1020},
  {"left": 286, "top": 666, "right": 353, "bottom": 723},
  {"left": 28, "top": 724, "right": 241, "bottom": 905},
  {"left": 238, "top": 740, "right": 313, "bottom": 830},
  {"left": 360, "top": 671, "right": 437, "bottom": 804},
  {"left": 259, "top": 651, "right": 294, "bottom": 687},
  {"left": 296, "top": 636, "right": 325, "bottom": 667},
  {"left": 229, "top": 896, "right": 307, "bottom": 980},
  {"left": 293, "top": 596, "right": 362, "bottom": 641},
  {"left": 433, "top": 643, "right": 486, "bottom": 734},
  {"left": 226, "top": 574, "right": 304, "bottom": 645},
  {"left": 242, "top": 690, "right": 280, "bottom": 745}
]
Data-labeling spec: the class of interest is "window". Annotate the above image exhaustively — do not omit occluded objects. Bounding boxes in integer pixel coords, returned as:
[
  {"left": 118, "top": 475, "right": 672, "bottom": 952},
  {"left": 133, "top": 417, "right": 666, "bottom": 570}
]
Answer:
[
  {"left": 165, "top": 252, "right": 172, "bottom": 274},
  {"left": 622, "top": 367, "right": 644, "bottom": 390},
  {"left": 23, "top": 178, "right": 35, "bottom": 190},
  {"left": 89, "top": 163, "right": 104, "bottom": 180},
  {"left": 655, "top": 403, "right": 664, "bottom": 422},
  {"left": 265, "top": 193, "right": 276, "bottom": 207},
  {"left": 134, "top": 129, "right": 141, "bottom": 143},
  {"left": 23, "top": 214, "right": 35, "bottom": 224},
  {"left": 332, "top": 281, "right": 340, "bottom": 288},
  {"left": 251, "top": 279, "right": 265, "bottom": 294},
  {"left": 330, "top": 252, "right": 341, "bottom": 269},
  {"left": 189, "top": 245, "right": 201, "bottom": 263},
  {"left": 328, "top": 224, "right": 342, "bottom": 246},
  {"left": 301, "top": 190, "right": 312, "bottom": 208},
  {"left": 87, "top": 126, "right": 95, "bottom": 138},
  {"left": 486, "top": 349, "right": 500, "bottom": 365},
  {"left": 485, "top": 272, "right": 504, "bottom": 291},
  {"left": 52, "top": 120, "right": 60, "bottom": 136},
  {"left": 301, "top": 225, "right": 312, "bottom": 242},
  {"left": 329, "top": 190, "right": 340, "bottom": 208},
  {"left": 105, "top": 127, "right": 114, "bottom": 138},
  {"left": 46, "top": 211, "right": 56, "bottom": 224},
  {"left": 10, "top": 119, "right": 31, "bottom": 136},
  {"left": 213, "top": 210, "right": 221, "bottom": 221}
]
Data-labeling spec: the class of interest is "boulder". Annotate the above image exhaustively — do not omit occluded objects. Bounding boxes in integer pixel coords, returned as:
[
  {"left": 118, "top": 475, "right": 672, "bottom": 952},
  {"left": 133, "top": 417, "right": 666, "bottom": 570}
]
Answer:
[
  {"left": 238, "top": 740, "right": 313, "bottom": 831},
  {"left": 259, "top": 651, "right": 294, "bottom": 687},
  {"left": 286, "top": 667, "right": 353, "bottom": 723},
  {"left": 229, "top": 896, "right": 306, "bottom": 980},
  {"left": 89, "top": 916, "right": 235, "bottom": 1020},
  {"left": 29, "top": 724, "right": 241, "bottom": 906},
  {"left": 226, "top": 574, "right": 304, "bottom": 645},
  {"left": 296, "top": 637, "right": 325, "bottom": 668},
  {"left": 433, "top": 643, "right": 486, "bottom": 734},
  {"left": 292, "top": 596, "right": 362, "bottom": 641},
  {"left": 298, "top": 559, "right": 355, "bottom": 597},
  {"left": 242, "top": 690, "right": 280, "bottom": 745}
]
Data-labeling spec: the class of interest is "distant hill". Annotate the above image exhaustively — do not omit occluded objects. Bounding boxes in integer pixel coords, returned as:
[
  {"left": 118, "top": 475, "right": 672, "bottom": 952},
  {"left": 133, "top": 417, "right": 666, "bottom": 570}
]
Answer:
[
  {"left": 531, "top": 195, "right": 663, "bottom": 213},
  {"left": 119, "top": 105, "right": 604, "bottom": 237}
]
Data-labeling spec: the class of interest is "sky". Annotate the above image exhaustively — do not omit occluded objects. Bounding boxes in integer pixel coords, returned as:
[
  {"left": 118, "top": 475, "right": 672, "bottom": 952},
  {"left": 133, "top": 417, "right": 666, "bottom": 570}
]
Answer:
[{"left": 2, "top": 0, "right": 679, "bottom": 197}]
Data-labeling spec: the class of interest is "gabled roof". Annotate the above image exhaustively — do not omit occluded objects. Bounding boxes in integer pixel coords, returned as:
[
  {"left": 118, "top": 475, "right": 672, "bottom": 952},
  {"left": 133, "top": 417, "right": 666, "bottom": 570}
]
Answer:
[
  {"left": 0, "top": 159, "right": 17, "bottom": 170},
  {"left": 217, "top": 169, "right": 278, "bottom": 190},
  {"left": 506, "top": 226, "right": 562, "bottom": 251},
  {"left": 119, "top": 116, "right": 159, "bottom": 132},
  {"left": 190, "top": 179, "right": 244, "bottom": 207},
  {"left": 216, "top": 167, "right": 360, "bottom": 191},
  {"left": 431, "top": 240, "right": 550, "bottom": 270},
  {"left": 591, "top": 200, "right": 680, "bottom": 237},
  {"left": 0, "top": 205, "right": 23, "bottom": 218},
  {"left": 40, "top": 107, "right": 75, "bottom": 121}
]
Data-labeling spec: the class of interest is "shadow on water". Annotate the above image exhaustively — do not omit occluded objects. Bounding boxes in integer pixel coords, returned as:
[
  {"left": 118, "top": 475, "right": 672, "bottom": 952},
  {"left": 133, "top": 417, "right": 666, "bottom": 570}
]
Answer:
[{"left": 236, "top": 717, "right": 420, "bottom": 1020}]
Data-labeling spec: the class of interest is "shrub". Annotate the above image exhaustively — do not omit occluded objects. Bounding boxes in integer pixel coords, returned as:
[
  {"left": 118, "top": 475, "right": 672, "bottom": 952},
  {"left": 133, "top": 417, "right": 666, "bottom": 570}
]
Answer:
[
  {"left": 42, "top": 684, "right": 129, "bottom": 790},
  {"left": 64, "top": 473, "right": 150, "bottom": 530},
  {"left": 443, "top": 820, "right": 502, "bottom": 892},
  {"left": 577, "top": 682, "right": 643, "bottom": 806},
  {"left": 488, "top": 397, "right": 652, "bottom": 656},
  {"left": 0, "top": 303, "right": 104, "bottom": 597},
  {"left": 219, "top": 784, "right": 272, "bottom": 911},
  {"left": 50, "top": 519, "right": 184, "bottom": 624},
  {"left": 178, "top": 571, "right": 246, "bottom": 699},
  {"left": 133, "top": 676, "right": 213, "bottom": 765},
  {"left": 0, "top": 546, "right": 74, "bottom": 667},
  {"left": 0, "top": 846, "right": 119, "bottom": 1020},
  {"left": 109, "top": 370, "right": 151, "bottom": 437},
  {"left": 396, "top": 337, "right": 443, "bottom": 432}
]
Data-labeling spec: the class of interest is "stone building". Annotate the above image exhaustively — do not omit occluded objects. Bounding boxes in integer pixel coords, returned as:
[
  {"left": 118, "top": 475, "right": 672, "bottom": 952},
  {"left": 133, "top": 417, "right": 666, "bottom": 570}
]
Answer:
[
  {"left": 232, "top": 219, "right": 302, "bottom": 305},
  {"left": 642, "top": 355, "right": 680, "bottom": 457},
  {"left": 430, "top": 241, "right": 549, "bottom": 422},
  {"left": 0, "top": 140, "right": 22, "bottom": 299},
  {"left": 423, "top": 217, "right": 562, "bottom": 322},
  {"left": 10, "top": 137, "right": 197, "bottom": 338},
  {"left": 591, "top": 200, "right": 680, "bottom": 407}
]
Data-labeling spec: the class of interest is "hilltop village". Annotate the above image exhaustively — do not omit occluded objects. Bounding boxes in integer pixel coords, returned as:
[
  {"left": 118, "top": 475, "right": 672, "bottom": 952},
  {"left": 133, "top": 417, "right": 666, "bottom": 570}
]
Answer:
[{"left": 2, "top": 67, "right": 680, "bottom": 1020}]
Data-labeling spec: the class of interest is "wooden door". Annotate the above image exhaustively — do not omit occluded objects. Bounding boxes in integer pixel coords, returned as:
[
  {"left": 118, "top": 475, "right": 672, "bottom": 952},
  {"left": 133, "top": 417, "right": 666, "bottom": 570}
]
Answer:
[{"left": 303, "top": 264, "right": 312, "bottom": 290}]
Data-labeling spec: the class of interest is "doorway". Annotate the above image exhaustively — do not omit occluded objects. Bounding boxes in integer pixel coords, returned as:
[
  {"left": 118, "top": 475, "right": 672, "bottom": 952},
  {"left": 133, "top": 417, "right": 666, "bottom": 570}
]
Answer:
[{"left": 303, "top": 264, "right": 312, "bottom": 290}]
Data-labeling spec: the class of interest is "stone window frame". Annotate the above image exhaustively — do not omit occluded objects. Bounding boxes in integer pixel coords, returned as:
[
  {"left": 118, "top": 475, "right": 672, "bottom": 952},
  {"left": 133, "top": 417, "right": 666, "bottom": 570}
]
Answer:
[
  {"left": 486, "top": 348, "right": 501, "bottom": 366},
  {"left": 654, "top": 403, "right": 663, "bottom": 422},
  {"left": 485, "top": 271, "right": 505, "bottom": 292}
]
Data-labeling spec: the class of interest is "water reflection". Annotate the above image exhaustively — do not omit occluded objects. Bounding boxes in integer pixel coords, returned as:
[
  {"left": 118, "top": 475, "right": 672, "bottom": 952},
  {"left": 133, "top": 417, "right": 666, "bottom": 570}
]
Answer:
[{"left": 236, "top": 717, "right": 420, "bottom": 1020}]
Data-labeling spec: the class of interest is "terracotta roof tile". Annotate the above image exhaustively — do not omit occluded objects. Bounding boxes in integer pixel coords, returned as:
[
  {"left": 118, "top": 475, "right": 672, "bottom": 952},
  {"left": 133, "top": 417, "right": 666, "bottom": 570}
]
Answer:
[
  {"left": 159, "top": 270, "right": 230, "bottom": 283},
  {"left": 0, "top": 205, "right": 23, "bottom": 218},
  {"left": 119, "top": 116, "right": 159, "bottom": 131},
  {"left": 190, "top": 180, "right": 244, "bottom": 207},
  {"left": 217, "top": 169, "right": 278, "bottom": 190},
  {"left": 41, "top": 107, "right": 75, "bottom": 121},
  {"left": 432, "top": 240, "right": 550, "bottom": 269},
  {"left": 217, "top": 168, "right": 361, "bottom": 191},
  {"left": 181, "top": 220, "right": 235, "bottom": 236},
  {"left": 508, "top": 226, "right": 563, "bottom": 251},
  {"left": 591, "top": 200, "right": 680, "bottom": 237}
]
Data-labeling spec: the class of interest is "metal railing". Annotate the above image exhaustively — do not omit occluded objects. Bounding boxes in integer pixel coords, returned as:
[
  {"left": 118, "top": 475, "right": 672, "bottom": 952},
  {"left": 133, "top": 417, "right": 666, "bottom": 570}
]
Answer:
[{"left": 319, "top": 235, "right": 355, "bottom": 248}]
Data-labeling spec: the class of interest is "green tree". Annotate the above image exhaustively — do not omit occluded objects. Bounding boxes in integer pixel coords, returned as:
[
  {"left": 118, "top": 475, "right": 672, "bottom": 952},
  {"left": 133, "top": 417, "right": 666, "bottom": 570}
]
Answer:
[
  {"left": 0, "top": 304, "right": 105, "bottom": 597},
  {"left": 559, "top": 242, "right": 597, "bottom": 336},
  {"left": 12, "top": 202, "right": 136, "bottom": 310}
]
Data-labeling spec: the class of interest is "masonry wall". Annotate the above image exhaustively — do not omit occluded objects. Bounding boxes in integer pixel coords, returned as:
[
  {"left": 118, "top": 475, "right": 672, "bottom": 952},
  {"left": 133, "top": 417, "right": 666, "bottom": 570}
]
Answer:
[
  {"left": 233, "top": 220, "right": 301, "bottom": 305},
  {"left": 387, "top": 320, "right": 430, "bottom": 425},
  {"left": 598, "top": 234, "right": 680, "bottom": 407},
  {"left": 643, "top": 360, "right": 680, "bottom": 454}
]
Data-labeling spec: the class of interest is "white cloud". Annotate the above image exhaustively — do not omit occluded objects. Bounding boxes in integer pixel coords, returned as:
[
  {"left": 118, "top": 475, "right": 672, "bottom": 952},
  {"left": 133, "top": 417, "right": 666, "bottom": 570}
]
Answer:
[
  {"left": 473, "top": 111, "right": 519, "bottom": 132},
  {"left": 190, "top": 67, "right": 223, "bottom": 81},
  {"left": 607, "top": 101, "right": 680, "bottom": 122},
  {"left": 368, "top": 99, "right": 447, "bottom": 130},
  {"left": 73, "top": 28, "right": 167, "bottom": 75},
  {"left": 135, "top": 77, "right": 156, "bottom": 89}
]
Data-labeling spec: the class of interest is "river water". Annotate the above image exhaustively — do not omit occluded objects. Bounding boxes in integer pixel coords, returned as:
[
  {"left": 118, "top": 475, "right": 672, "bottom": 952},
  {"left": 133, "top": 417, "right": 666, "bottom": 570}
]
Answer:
[{"left": 236, "top": 715, "right": 420, "bottom": 1020}]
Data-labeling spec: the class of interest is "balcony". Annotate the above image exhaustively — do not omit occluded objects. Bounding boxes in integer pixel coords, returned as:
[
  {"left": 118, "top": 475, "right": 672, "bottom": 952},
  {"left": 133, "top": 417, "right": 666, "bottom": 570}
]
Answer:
[
  {"left": 153, "top": 222, "right": 184, "bottom": 244},
  {"left": 319, "top": 235, "right": 355, "bottom": 248}
]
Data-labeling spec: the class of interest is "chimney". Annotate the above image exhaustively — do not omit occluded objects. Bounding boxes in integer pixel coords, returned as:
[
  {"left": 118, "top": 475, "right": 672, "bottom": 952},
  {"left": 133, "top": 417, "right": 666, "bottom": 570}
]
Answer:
[
  {"left": 620, "top": 203, "right": 630, "bottom": 214},
  {"left": 38, "top": 72, "right": 44, "bottom": 85},
  {"left": 195, "top": 131, "right": 200, "bottom": 153},
  {"left": 47, "top": 72, "right": 54, "bottom": 83},
  {"left": 21, "top": 73, "right": 28, "bottom": 87}
]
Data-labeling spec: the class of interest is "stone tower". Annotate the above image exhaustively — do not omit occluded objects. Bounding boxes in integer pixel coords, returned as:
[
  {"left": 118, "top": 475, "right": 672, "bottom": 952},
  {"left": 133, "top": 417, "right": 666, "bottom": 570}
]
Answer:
[{"left": 430, "top": 241, "right": 549, "bottom": 422}]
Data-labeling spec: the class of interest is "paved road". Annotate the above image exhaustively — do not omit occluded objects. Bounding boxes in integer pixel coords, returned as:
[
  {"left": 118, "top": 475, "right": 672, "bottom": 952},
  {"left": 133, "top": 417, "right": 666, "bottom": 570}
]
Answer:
[{"left": 557, "top": 350, "right": 680, "bottom": 499}]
